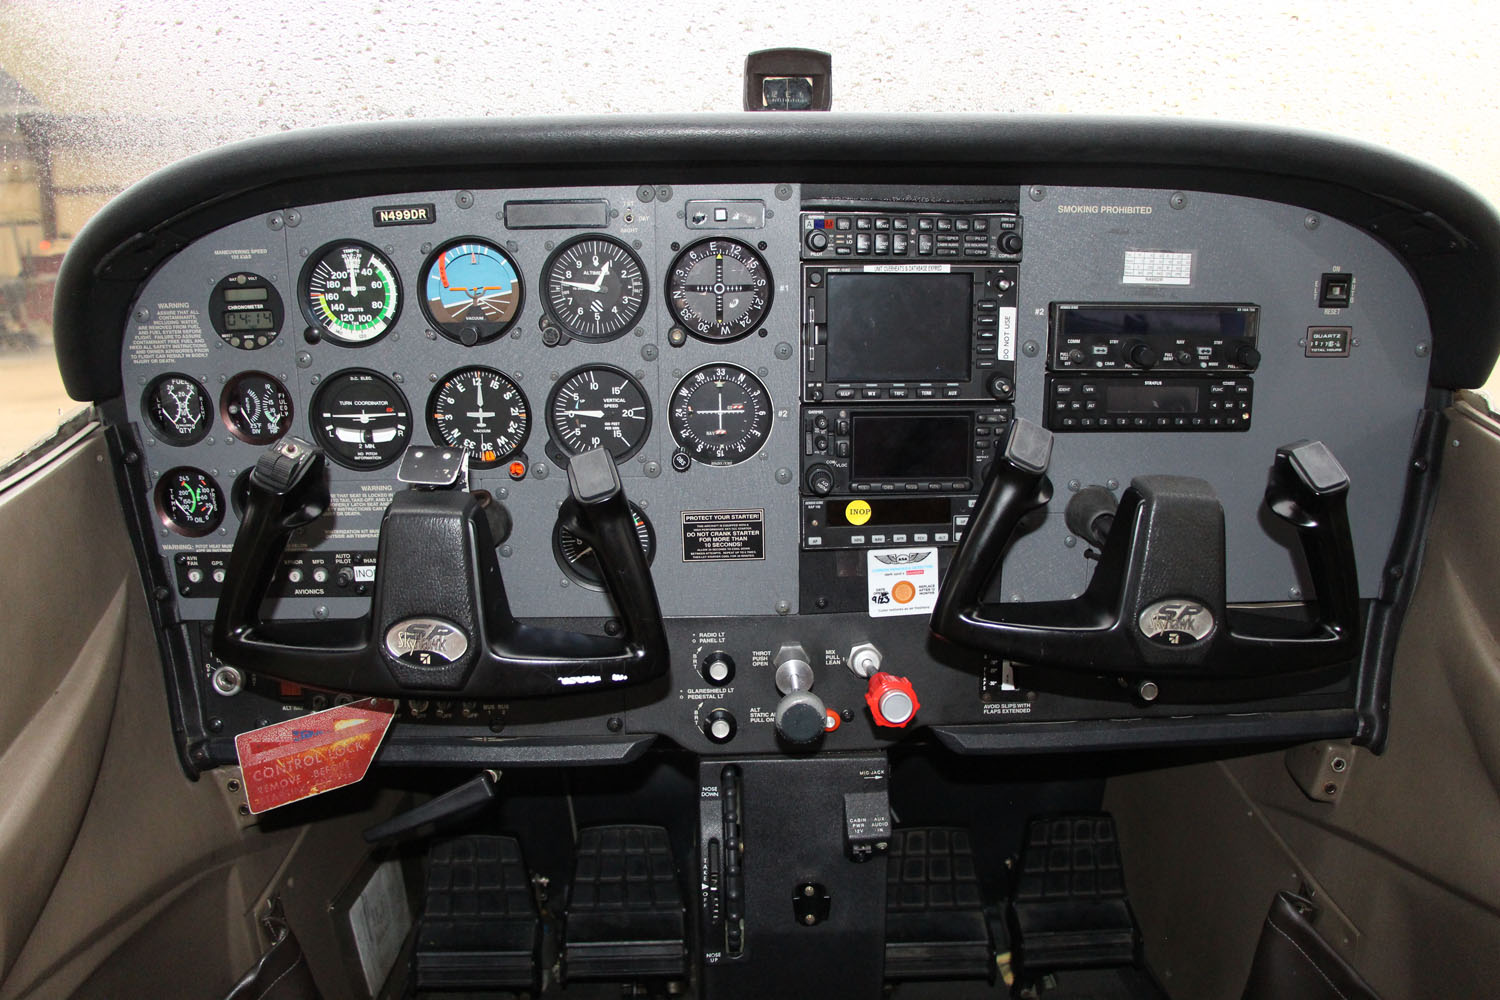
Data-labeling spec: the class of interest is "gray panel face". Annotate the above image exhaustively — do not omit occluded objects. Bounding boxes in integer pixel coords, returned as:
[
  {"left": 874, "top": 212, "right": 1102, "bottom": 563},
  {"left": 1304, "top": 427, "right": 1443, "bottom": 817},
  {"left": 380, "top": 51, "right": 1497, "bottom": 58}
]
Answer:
[
  {"left": 122, "top": 182, "right": 1429, "bottom": 629},
  {"left": 122, "top": 185, "right": 803, "bottom": 621},
  {"left": 1007, "top": 187, "right": 1430, "bottom": 602}
]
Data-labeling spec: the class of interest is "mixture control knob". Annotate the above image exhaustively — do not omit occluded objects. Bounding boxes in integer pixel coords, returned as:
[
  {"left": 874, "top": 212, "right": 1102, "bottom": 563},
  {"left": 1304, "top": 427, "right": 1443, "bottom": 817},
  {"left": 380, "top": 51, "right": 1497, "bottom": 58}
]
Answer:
[
  {"left": 1123, "top": 340, "right": 1159, "bottom": 370},
  {"left": 1234, "top": 343, "right": 1263, "bottom": 369},
  {"left": 701, "top": 651, "right": 736, "bottom": 686},
  {"left": 775, "top": 690, "right": 828, "bottom": 745},
  {"left": 847, "top": 642, "right": 884, "bottom": 678},
  {"left": 806, "top": 229, "right": 830, "bottom": 252},
  {"left": 865, "top": 673, "right": 920, "bottom": 728},
  {"left": 806, "top": 464, "right": 836, "bottom": 497},
  {"left": 704, "top": 708, "right": 737, "bottom": 744}
]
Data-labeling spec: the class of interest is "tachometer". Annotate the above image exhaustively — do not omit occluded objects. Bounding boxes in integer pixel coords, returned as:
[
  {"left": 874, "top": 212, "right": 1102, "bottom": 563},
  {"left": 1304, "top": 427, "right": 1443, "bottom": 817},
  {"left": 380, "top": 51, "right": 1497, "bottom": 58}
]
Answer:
[
  {"left": 419, "top": 239, "right": 523, "bottom": 345},
  {"left": 554, "top": 501, "right": 655, "bottom": 589},
  {"left": 299, "top": 241, "right": 401, "bottom": 345},
  {"left": 154, "top": 467, "right": 225, "bottom": 537},
  {"left": 666, "top": 238, "right": 772, "bottom": 342},
  {"left": 546, "top": 365, "right": 651, "bottom": 463},
  {"left": 542, "top": 236, "right": 648, "bottom": 341},
  {"left": 310, "top": 369, "right": 412, "bottom": 469},
  {"left": 669, "top": 364, "right": 773, "bottom": 466},
  {"left": 142, "top": 373, "right": 211, "bottom": 445},
  {"left": 220, "top": 372, "right": 293, "bottom": 445},
  {"left": 427, "top": 366, "right": 530, "bottom": 468}
]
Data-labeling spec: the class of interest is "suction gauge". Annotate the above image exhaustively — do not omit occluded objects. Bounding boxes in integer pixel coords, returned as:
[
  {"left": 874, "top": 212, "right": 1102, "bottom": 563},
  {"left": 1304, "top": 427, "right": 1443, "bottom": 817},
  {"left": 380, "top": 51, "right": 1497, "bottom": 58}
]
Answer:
[
  {"left": 542, "top": 236, "right": 648, "bottom": 341},
  {"left": 154, "top": 467, "right": 225, "bottom": 537},
  {"left": 666, "top": 238, "right": 772, "bottom": 342},
  {"left": 142, "top": 373, "right": 211, "bottom": 445},
  {"left": 299, "top": 241, "right": 401, "bottom": 345},
  {"left": 419, "top": 239, "right": 523, "bottom": 345},
  {"left": 310, "top": 369, "right": 412, "bottom": 469}
]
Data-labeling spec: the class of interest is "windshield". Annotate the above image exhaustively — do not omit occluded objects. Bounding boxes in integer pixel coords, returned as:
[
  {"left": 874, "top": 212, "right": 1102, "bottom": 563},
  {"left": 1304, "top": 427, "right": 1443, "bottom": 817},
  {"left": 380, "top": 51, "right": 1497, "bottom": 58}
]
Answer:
[{"left": 2, "top": 1, "right": 1498, "bottom": 460}]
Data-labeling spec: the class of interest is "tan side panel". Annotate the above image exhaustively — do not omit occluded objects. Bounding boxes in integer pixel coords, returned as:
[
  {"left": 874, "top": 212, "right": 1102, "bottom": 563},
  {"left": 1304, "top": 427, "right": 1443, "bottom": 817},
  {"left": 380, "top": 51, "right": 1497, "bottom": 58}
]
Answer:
[
  {"left": 0, "top": 427, "right": 406, "bottom": 1000},
  {"left": 1109, "top": 400, "right": 1500, "bottom": 998},
  {"left": 0, "top": 431, "right": 132, "bottom": 981}
]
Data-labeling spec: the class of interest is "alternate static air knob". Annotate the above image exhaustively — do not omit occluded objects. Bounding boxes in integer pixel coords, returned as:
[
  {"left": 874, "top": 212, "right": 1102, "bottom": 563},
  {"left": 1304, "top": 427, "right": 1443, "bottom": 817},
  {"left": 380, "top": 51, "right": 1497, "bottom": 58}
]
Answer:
[
  {"left": 1123, "top": 340, "right": 1159, "bottom": 370},
  {"left": 774, "top": 643, "right": 826, "bottom": 746},
  {"left": 865, "top": 673, "right": 920, "bottom": 728}
]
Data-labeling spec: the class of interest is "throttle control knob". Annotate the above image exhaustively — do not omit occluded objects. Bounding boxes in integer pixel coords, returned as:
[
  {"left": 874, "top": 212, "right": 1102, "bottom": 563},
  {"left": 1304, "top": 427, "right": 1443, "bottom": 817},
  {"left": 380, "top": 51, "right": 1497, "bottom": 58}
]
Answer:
[{"left": 865, "top": 673, "right": 920, "bottom": 728}]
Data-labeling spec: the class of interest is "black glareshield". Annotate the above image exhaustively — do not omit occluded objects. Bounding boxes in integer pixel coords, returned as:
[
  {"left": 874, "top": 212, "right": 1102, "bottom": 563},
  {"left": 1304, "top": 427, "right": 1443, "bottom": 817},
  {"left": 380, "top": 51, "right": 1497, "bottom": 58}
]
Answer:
[
  {"left": 931, "top": 420, "right": 1362, "bottom": 676},
  {"left": 212, "top": 443, "right": 668, "bottom": 698}
]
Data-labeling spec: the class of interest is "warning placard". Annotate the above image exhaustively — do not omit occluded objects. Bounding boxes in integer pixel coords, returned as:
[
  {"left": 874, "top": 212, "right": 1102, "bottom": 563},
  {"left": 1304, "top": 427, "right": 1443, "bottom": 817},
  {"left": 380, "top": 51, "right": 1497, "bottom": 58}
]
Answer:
[{"left": 682, "top": 509, "right": 766, "bottom": 562}]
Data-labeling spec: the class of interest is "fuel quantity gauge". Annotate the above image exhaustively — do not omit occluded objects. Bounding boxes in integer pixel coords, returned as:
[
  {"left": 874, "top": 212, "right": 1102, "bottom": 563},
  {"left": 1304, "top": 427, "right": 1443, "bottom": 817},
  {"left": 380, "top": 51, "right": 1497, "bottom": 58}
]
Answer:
[
  {"left": 154, "top": 467, "right": 225, "bottom": 537},
  {"left": 143, "top": 374, "right": 211, "bottom": 445}
]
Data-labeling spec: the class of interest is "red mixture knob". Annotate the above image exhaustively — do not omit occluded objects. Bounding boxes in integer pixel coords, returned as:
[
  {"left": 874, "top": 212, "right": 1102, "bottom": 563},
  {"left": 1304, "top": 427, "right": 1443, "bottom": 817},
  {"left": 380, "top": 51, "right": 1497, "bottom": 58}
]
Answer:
[{"left": 865, "top": 673, "right": 920, "bottom": 728}]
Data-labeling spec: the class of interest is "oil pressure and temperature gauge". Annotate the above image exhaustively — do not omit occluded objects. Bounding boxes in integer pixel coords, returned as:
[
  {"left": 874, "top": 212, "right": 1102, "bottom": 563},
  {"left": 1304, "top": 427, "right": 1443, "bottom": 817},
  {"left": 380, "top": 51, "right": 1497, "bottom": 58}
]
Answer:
[{"left": 153, "top": 467, "right": 225, "bottom": 537}]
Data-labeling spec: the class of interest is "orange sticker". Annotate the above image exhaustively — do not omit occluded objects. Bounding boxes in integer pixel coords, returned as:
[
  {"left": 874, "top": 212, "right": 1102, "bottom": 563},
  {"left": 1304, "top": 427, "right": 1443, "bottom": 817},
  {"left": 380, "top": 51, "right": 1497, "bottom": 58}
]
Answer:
[{"left": 891, "top": 579, "right": 917, "bottom": 604}]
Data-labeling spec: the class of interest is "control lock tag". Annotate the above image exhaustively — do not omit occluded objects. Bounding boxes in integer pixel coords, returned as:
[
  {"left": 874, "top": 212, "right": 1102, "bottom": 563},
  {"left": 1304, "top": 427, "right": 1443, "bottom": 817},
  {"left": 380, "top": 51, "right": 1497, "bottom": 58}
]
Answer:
[{"left": 234, "top": 698, "right": 397, "bottom": 814}]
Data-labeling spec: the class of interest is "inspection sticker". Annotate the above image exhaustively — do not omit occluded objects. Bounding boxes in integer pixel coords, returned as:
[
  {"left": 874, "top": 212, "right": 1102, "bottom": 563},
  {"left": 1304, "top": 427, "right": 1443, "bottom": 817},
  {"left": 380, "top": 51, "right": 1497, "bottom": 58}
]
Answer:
[
  {"left": 235, "top": 698, "right": 397, "bottom": 814},
  {"left": 867, "top": 547, "right": 940, "bottom": 618}
]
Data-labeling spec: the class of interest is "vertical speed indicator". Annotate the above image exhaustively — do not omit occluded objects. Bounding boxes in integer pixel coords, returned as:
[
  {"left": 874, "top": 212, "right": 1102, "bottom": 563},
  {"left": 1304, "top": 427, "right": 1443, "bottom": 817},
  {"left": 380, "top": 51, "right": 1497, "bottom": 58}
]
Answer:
[
  {"left": 669, "top": 364, "right": 773, "bottom": 466},
  {"left": 299, "top": 241, "right": 402, "bottom": 345}
]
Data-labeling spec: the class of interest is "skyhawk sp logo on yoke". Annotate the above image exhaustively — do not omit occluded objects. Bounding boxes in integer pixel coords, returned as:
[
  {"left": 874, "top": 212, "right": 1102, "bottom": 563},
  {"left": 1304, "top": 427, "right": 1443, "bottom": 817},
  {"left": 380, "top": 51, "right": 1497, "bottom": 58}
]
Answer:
[
  {"left": 1137, "top": 599, "right": 1215, "bottom": 646},
  {"left": 384, "top": 617, "right": 470, "bottom": 666}
]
